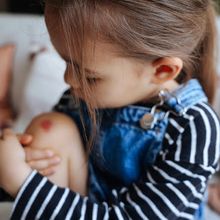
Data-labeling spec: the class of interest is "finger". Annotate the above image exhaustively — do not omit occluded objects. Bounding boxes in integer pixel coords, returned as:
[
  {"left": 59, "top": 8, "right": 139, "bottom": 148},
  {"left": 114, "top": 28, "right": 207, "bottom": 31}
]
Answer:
[
  {"left": 17, "top": 134, "right": 33, "bottom": 145},
  {"left": 209, "top": 196, "right": 220, "bottom": 214},
  {"left": 28, "top": 156, "right": 61, "bottom": 170},
  {"left": 39, "top": 167, "right": 58, "bottom": 176},
  {"left": 25, "top": 148, "right": 55, "bottom": 162},
  {"left": 208, "top": 189, "right": 220, "bottom": 213}
]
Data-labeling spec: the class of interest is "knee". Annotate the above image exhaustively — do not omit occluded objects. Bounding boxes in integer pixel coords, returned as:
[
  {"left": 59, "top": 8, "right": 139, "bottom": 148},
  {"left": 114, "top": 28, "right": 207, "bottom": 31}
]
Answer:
[{"left": 25, "top": 112, "right": 81, "bottom": 151}]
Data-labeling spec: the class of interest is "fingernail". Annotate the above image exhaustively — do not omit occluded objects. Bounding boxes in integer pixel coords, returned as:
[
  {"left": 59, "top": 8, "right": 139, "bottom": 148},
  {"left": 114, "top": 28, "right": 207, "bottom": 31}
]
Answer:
[
  {"left": 21, "top": 135, "right": 31, "bottom": 142},
  {"left": 21, "top": 136, "right": 27, "bottom": 142},
  {"left": 46, "top": 150, "right": 54, "bottom": 157},
  {"left": 26, "top": 135, "right": 32, "bottom": 141}
]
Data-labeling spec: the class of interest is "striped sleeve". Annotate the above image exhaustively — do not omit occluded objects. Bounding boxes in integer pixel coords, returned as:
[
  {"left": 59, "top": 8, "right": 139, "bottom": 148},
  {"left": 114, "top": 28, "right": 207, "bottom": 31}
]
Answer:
[
  {"left": 10, "top": 159, "right": 217, "bottom": 220},
  {"left": 10, "top": 102, "right": 220, "bottom": 219},
  {"left": 163, "top": 102, "right": 220, "bottom": 166}
]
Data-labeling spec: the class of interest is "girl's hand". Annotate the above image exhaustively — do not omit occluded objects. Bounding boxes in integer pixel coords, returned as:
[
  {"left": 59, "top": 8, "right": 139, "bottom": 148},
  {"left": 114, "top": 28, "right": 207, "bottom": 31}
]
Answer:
[
  {"left": 18, "top": 133, "right": 61, "bottom": 176},
  {"left": 208, "top": 183, "right": 220, "bottom": 214},
  {"left": 0, "top": 129, "right": 32, "bottom": 197}
]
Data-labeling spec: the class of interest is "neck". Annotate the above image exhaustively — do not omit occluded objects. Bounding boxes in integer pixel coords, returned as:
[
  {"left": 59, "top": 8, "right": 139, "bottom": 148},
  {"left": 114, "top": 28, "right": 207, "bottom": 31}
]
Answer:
[{"left": 140, "top": 80, "right": 180, "bottom": 105}]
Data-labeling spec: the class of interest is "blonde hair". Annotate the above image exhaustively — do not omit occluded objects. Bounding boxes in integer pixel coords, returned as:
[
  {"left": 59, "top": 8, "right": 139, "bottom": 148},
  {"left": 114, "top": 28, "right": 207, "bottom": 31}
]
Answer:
[{"left": 46, "top": 0, "right": 218, "bottom": 148}]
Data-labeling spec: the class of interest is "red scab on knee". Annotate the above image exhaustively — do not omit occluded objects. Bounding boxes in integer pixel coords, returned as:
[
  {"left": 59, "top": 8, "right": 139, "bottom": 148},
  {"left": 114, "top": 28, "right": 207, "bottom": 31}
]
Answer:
[{"left": 40, "top": 119, "right": 53, "bottom": 132}]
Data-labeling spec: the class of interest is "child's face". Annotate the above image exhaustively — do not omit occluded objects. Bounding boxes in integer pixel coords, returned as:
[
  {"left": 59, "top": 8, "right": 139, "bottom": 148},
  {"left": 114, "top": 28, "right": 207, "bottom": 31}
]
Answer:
[
  {"left": 45, "top": 6, "right": 167, "bottom": 108},
  {"left": 64, "top": 43, "right": 158, "bottom": 108}
]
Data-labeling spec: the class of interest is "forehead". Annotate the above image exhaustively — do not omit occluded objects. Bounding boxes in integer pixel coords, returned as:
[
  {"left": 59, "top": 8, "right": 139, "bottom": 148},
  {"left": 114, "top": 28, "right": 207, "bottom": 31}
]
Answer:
[{"left": 45, "top": 5, "right": 121, "bottom": 64}]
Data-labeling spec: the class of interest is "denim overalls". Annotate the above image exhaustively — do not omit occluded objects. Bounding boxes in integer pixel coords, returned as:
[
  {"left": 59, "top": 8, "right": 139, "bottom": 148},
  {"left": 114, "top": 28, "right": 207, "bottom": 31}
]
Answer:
[{"left": 67, "top": 79, "right": 207, "bottom": 220}]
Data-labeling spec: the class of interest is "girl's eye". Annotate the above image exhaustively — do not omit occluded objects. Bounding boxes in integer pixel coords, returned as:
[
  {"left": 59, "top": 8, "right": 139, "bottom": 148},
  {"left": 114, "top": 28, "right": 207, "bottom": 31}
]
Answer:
[{"left": 86, "top": 77, "right": 100, "bottom": 84}]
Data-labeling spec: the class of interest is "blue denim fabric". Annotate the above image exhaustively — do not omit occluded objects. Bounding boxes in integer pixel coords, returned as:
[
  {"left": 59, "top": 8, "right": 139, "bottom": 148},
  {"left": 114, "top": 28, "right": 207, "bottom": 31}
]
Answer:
[
  {"left": 89, "top": 107, "right": 169, "bottom": 201},
  {"left": 67, "top": 79, "right": 207, "bottom": 218},
  {"left": 164, "top": 79, "right": 207, "bottom": 114},
  {"left": 194, "top": 201, "right": 205, "bottom": 220}
]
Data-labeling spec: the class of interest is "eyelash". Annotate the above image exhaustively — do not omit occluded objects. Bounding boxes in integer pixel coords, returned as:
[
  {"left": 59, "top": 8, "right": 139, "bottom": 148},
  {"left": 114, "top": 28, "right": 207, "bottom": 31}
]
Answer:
[
  {"left": 66, "top": 63, "right": 101, "bottom": 84},
  {"left": 86, "top": 77, "right": 100, "bottom": 84}
]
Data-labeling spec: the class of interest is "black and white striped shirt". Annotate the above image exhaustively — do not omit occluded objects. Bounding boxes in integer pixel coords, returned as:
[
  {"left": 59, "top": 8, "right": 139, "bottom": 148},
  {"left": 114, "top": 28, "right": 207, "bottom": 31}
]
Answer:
[{"left": 10, "top": 92, "right": 220, "bottom": 220}]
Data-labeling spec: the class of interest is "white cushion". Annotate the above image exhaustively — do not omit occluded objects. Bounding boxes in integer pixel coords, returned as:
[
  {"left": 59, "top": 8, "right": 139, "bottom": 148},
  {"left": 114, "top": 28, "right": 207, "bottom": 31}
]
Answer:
[
  {"left": 0, "top": 14, "right": 50, "bottom": 110},
  {"left": 0, "top": 13, "right": 68, "bottom": 131},
  {"left": 13, "top": 49, "right": 68, "bottom": 132}
]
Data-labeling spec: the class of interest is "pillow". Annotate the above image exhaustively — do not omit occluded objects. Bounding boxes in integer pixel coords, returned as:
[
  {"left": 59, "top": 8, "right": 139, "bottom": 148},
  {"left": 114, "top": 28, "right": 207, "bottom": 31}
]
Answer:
[
  {"left": 0, "top": 44, "right": 16, "bottom": 129},
  {"left": 13, "top": 46, "right": 68, "bottom": 132}
]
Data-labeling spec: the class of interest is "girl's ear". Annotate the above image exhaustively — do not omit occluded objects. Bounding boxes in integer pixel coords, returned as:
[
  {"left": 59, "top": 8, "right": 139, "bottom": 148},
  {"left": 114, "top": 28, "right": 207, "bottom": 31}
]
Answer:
[{"left": 151, "top": 57, "right": 183, "bottom": 84}]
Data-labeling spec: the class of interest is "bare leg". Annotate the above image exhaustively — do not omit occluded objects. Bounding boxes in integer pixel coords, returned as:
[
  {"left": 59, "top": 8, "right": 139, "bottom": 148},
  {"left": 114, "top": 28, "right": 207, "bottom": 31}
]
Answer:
[{"left": 24, "top": 112, "right": 88, "bottom": 196}]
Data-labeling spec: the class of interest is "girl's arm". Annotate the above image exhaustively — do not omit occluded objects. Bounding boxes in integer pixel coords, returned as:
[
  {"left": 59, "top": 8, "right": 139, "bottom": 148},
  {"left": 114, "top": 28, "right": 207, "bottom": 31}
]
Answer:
[
  {"left": 9, "top": 106, "right": 220, "bottom": 220},
  {"left": 10, "top": 157, "right": 216, "bottom": 219},
  {"left": 0, "top": 129, "right": 32, "bottom": 197}
]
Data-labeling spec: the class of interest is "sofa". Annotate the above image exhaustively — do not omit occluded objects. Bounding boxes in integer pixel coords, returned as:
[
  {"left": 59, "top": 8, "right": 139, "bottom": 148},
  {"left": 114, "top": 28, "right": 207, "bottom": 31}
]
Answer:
[{"left": 0, "top": 13, "right": 220, "bottom": 219}]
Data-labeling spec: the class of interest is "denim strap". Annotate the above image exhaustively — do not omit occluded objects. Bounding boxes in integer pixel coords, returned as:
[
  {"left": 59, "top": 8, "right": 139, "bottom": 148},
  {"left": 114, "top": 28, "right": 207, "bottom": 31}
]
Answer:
[{"left": 164, "top": 79, "right": 208, "bottom": 115}]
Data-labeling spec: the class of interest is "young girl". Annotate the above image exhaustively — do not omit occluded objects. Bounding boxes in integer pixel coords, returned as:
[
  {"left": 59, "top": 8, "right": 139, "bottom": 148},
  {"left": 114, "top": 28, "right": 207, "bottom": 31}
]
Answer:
[{"left": 0, "top": 0, "right": 220, "bottom": 219}]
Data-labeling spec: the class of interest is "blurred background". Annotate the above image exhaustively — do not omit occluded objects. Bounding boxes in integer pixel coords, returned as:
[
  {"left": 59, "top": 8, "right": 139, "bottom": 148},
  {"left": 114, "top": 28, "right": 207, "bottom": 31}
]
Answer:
[
  {"left": 0, "top": 0, "right": 220, "bottom": 14},
  {"left": 0, "top": 0, "right": 43, "bottom": 14},
  {"left": 0, "top": 1, "right": 220, "bottom": 220}
]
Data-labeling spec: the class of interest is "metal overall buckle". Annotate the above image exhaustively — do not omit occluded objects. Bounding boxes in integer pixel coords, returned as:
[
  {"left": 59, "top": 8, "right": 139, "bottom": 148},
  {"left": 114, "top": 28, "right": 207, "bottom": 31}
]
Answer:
[{"left": 140, "top": 90, "right": 186, "bottom": 130}]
